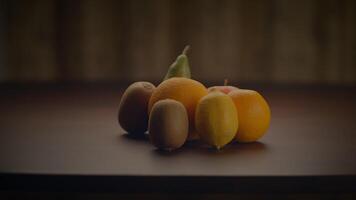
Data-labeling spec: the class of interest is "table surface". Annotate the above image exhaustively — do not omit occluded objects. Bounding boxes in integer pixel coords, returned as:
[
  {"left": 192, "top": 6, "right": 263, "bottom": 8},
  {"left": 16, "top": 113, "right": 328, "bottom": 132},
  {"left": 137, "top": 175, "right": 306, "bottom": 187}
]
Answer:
[{"left": 1, "top": 83, "right": 356, "bottom": 192}]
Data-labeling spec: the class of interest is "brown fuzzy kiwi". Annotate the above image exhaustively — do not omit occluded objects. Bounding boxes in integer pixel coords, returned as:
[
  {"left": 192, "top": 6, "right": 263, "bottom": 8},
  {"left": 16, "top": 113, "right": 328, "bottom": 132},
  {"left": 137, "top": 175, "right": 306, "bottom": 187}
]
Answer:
[
  {"left": 118, "top": 81, "right": 155, "bottom": 134},
  {"left": 148, "top": 99, "right": 188, "bottom": 151}
]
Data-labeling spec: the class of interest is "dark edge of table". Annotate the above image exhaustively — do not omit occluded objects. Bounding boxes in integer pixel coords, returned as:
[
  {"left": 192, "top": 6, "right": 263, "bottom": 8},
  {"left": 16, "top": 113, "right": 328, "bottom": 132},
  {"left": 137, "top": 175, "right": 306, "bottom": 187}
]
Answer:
[{"left": 1, "top": 173, "right": 355, "bottom": 193}]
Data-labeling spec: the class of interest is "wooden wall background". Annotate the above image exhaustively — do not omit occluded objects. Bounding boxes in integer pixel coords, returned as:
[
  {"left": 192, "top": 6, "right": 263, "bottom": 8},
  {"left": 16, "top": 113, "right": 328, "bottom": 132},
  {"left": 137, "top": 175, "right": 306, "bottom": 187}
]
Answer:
[{"left": 1, "top": 0, "right": 356, "bottom": 84}]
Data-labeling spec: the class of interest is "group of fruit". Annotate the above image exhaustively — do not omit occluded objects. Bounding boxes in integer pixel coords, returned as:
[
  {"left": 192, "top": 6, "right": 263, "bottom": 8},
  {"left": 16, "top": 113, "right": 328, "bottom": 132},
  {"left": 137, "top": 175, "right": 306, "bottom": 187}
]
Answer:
[{"left": 118, "top": 46, "right": 271, "bottom": 151}]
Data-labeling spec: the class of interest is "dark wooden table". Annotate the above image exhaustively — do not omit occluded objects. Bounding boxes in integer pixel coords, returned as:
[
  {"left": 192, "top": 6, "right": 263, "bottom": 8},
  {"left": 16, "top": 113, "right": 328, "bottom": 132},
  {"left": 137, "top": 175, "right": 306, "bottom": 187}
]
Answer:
[{"left": 0, "top": 83, "right": 356, "bottom": 193}]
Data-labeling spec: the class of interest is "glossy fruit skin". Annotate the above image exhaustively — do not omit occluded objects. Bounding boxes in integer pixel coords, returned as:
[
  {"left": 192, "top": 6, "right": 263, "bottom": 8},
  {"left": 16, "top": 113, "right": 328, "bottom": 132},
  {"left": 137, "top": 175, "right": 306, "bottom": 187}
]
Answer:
[
  {"left": 195, "top": 91, "right": 238, "bottom": 149},
  {"left": 208, "top": 86, "right": 238, "bottom": 94},
  {"left": 149, "top": 99, "right": 188, "bottom": 151},
  {"left": 118, "top": 82, "right": 155, "bottom": 134},
  {"left": 164, "top": 54, "right": 191, "bottom": 80},
  {"left": 229, "top": 89, "right": 271, "bottom": 142},
  {"left": 148, "top": 77, "right": 208, "bottom": 140},
  {"left": 164, "top": 46, "right": 191, "bottom": 80}
]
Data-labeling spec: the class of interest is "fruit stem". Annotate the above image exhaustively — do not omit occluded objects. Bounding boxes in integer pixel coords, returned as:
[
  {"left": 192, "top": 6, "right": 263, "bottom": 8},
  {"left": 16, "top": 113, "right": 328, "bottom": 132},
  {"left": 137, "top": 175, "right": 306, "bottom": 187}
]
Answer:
[
  {"left": 224, "top": 79, "right": 228, "bottom": 86},
  {"left": 182, "top": 45, "right": 190, "bottom": 55}
]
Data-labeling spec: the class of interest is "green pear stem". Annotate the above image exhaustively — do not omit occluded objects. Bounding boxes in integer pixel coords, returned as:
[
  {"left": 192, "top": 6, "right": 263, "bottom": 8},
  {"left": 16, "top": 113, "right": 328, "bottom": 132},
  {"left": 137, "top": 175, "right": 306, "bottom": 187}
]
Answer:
[
  {"left": 224, "top": 79, "right": 228, "bottom": 86},
  {"left": 182, "top": 45, "right": 190, "bottom": 55}
]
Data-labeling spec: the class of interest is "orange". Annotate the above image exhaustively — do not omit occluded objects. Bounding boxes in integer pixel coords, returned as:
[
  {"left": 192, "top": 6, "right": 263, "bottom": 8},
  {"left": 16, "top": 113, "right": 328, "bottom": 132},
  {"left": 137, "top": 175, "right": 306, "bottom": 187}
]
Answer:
[
  {"left": 148, "top": 77, "right": 208, "bottom": 140},
  {"left": 228, "top": 89, "right": 271, "bottom": 142}
]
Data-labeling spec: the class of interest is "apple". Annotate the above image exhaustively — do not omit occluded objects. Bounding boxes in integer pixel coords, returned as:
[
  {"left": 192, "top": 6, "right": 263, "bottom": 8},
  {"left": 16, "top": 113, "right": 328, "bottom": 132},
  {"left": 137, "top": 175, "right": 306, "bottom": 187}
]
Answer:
[{"left": 208, "top": 79, "right": 238, "bottom": 94}]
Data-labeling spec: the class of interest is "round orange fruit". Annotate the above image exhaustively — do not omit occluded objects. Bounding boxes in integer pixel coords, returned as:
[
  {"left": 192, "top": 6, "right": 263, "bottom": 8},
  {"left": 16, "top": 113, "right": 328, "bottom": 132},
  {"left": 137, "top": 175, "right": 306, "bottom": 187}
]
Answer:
[
  {"left": 148, "top": 77, "right": 208, "bottom": 140},
  {"left": 228, "top": 89, "right": 271, "bottom": 142}
]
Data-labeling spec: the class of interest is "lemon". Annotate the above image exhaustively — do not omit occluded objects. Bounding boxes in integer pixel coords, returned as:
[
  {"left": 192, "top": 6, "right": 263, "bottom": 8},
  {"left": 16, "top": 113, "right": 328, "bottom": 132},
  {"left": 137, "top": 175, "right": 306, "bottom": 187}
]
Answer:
[{"left": 195, "top": 91, "right": 238, "bottom": 149}]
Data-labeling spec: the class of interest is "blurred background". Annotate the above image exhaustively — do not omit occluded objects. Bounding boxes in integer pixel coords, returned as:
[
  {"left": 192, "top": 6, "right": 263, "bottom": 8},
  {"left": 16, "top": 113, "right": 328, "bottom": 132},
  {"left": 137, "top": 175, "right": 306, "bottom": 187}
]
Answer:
[{"left": 0, "top": 0, "right": 355, "bottom": 84}]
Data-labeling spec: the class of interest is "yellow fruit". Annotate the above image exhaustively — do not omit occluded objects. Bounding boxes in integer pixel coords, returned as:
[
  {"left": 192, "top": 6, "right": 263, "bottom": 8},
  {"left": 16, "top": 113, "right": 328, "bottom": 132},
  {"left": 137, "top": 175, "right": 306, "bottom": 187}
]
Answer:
[
  {"left": 148, "top": 77, "right": 208, "bottom": 140},
  {"left": 229, "top": 89, "right": 271, "bottom": 142},
  {"left": 195, "top": 91, "right": 238, "bottom": 149}
]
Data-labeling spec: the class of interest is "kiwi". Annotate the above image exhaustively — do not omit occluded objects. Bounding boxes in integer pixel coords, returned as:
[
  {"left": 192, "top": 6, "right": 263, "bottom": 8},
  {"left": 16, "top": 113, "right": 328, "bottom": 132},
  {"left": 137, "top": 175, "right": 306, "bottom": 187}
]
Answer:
[
  {"left": 118, "top": 81, "right": 155, "bottom": 134},
  {"left": 148, "top": 99, "right": 188, "bottom": 151}
]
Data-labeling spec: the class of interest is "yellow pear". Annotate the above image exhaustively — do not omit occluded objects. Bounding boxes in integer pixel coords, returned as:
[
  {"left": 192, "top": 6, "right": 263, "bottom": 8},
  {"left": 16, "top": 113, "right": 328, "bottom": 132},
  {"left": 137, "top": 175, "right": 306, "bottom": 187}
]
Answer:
[{"left": 195, "top": 91, "right": 238, "bottom": 149}]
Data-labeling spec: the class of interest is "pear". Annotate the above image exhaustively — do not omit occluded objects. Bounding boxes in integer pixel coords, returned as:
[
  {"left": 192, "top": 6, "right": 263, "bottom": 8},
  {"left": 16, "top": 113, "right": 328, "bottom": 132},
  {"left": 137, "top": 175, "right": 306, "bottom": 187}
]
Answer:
[{"left": 163, "top": 45, "right": 191, "bottom": 80}]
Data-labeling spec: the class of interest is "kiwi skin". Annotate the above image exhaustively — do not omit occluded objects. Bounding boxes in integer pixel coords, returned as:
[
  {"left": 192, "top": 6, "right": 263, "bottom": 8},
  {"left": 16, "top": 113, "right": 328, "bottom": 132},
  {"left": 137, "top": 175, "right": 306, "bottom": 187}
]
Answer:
[
  {"left": 118, "top": 82, "right": 155, "bottom": 134},
  {"left": 149, "top": 99, "right": 189, "bottom": 151}
]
